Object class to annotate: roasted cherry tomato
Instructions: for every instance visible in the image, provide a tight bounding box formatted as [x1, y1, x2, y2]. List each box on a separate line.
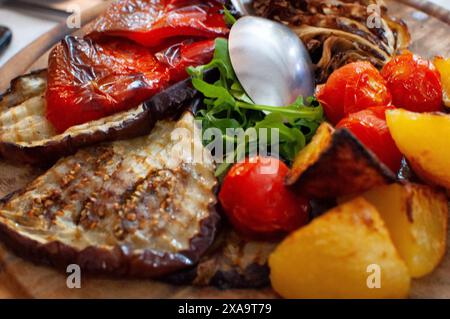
[46, 36, 170, 132]
[89, 0, 229, 48]
[316, 61, 392, 125]
[336, 105, 403, 173]
[381, 52, 443, 113]
[219, 156, 310, 238]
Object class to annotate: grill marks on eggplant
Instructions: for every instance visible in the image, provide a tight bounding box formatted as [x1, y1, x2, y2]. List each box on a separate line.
[0, 112, 219, 277]
[0, 94, 55, 144]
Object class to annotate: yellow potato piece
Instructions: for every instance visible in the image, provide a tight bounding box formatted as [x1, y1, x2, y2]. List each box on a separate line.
[434, 57, 450, 108]
[386, 109, 450, 190]
[362, 183, 448, 278]
[269, 198, 410, 299]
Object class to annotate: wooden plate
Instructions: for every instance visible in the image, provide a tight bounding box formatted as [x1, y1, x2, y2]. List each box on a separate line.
[0, 0, 449, 298]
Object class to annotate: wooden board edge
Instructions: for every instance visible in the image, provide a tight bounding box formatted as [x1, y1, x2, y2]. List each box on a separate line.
[396, 0, 450, 24]
[0, 1, 110, 92]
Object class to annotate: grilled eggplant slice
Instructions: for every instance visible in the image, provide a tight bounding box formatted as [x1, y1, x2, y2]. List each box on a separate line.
[0, 71, 205, 165]
[0, 112, 219, 277]
[286, 122, 396, 199]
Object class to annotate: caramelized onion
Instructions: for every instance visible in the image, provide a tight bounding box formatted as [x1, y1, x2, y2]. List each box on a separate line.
[253, 0, 411, 83]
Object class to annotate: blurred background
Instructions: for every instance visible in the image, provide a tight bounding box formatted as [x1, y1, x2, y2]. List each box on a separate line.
[0, 0, 107, 66]
[0, 0, 449, 67]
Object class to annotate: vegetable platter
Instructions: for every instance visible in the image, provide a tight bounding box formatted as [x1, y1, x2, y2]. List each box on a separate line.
[0, 0, 449, 298]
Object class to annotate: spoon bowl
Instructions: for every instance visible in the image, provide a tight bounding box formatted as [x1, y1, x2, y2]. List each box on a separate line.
[228, 16, 315, 107]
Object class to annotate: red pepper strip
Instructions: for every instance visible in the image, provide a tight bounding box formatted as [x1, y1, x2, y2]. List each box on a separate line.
[88, 0, 229, 48]
[46, 36, 170, 133]
[156, 39, 215, 83]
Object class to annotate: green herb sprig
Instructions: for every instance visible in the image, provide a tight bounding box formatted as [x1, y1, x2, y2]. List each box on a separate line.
[188, 38, 323, 178]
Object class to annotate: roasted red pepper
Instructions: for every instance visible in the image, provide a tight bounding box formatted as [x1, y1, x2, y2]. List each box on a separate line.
[156, 39, 215, 83]
[89, 0, 229, 48]
[46, 37, 170, 132]
[46, 36, 216, 132]
[46, 0, 227, 132]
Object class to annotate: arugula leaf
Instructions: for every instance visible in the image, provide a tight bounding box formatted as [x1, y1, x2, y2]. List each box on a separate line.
[223, 7, 237, 26]
[191, 78, 235, 106]
[190, 38, 324, 178]
[188, 38, 236, 84]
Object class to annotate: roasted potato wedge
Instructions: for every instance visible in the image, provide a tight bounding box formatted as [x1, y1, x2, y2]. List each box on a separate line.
[286, 122, 396, 199]
[269, 198, 411, 299]
[434, 57, 450, 108]
[362, 183, 448, 278]
[386, 109, 450, 191]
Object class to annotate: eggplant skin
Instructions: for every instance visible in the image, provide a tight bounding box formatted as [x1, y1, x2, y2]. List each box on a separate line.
[0, 112, 220, 278]
[0, 206, 219, 278]
[0, 71, 214, 166]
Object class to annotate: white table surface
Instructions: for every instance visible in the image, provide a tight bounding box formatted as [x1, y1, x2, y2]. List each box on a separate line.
[0, 8, 59, 66]
[432, 0, 450, 10]
[0, 0, 449, 67]
[0, 0, 105, 67]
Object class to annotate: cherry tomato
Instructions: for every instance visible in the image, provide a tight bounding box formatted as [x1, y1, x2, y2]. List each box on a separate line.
[219, 156, 310, 238]
[381, 52, 443, 113]
[316, 61, 392, 125]
[336, 105, 403, 173]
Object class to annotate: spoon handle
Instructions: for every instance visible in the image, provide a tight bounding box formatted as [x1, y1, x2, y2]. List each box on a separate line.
[0, 26, 12, 56]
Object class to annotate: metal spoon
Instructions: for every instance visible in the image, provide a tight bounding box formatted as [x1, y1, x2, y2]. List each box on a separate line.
[228, 16, 315, 107]
[230, 0, 255, 16]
